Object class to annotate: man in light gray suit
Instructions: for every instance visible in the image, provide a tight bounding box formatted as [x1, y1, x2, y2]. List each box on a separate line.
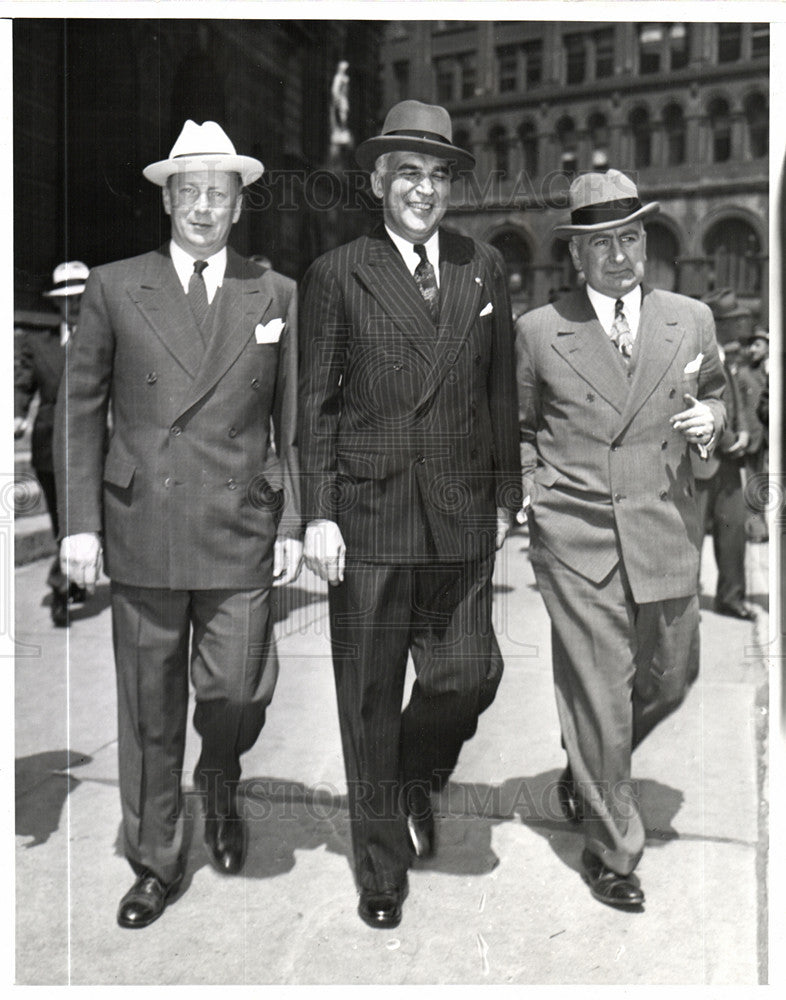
[55, 120, 302, 928]
[515, 170, 726, 909]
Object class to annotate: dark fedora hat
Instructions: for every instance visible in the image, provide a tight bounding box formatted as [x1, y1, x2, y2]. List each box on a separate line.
[356, 100, 475, 173]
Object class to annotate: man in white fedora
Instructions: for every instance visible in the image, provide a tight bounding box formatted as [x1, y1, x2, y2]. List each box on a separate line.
[55, 120, 302, 927]
[15, 261, 90, 625]
[515, 169, 726, 908]
[299, 100, 521, 929]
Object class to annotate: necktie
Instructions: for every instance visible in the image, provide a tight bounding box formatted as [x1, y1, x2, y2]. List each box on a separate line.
[610, 298, 634, 360]
[188, 259, 209, 331]
[413, 243, 439, 323]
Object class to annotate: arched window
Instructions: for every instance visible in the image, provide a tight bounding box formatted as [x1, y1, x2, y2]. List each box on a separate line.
[663, 103, 686, 166]
[453, 128, 472, 158]
[744, 92, 768, 159]
[556, 115, 577, 175]
[550, 239, 579, 296]
[644, 221, 680, 291]
[490, 230, 534, 312]
[708, 98, 731, 163]
[587, 111, 609, 166]
[704, 218, 762, 295]
[488, 125, 509, 179]
[629, 106, 651, 168]
[518, 119, 538, 176]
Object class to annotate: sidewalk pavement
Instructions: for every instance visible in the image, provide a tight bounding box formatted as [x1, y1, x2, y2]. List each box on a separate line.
[12, 527, 770, 986]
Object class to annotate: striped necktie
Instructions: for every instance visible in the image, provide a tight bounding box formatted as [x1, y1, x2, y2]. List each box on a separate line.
[610, 298, 634, 360]
[188, 259, 209, 331]
[413, 243, 439, 323]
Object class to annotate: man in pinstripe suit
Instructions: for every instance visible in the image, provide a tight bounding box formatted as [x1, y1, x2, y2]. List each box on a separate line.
[299, 101, 521, 929]
[516, 170, 726, 910]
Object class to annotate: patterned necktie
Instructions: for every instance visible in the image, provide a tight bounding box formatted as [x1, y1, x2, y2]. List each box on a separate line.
[610, 298, 634, 360]
[413, 243, 439, 323]
[188, 259, 209, 330]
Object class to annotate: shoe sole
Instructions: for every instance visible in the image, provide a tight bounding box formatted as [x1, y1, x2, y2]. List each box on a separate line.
[583, 875, 645, 910]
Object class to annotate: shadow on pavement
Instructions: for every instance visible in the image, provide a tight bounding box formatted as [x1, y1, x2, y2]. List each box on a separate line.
[42, 583, 112, 623]
[16, 749, 94, 847]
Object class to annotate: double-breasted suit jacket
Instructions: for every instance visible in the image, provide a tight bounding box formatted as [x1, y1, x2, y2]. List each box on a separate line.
[516, 286, 726, 603]
[55, 245, 300, 588]
[299, 225, 521, 563]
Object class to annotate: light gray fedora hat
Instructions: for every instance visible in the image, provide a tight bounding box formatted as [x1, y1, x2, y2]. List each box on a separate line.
[553, 169, 659, 239]
[356, 100, 475, 173]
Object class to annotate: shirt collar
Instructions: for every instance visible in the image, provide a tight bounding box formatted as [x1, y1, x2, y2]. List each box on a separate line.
[169, 241, 227, 302]
[385, 226, 441, 287]
[586, 283, 643, 337]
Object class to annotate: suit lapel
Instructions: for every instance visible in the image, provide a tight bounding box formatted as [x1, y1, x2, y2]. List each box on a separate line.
[427, 229, 483, 392]
[126, 247, 205, 378]
[352, 228, 435, 364]
[616, 288, 684, 431]
[550, 289, 630, 413]
[176, 248, 273, 417]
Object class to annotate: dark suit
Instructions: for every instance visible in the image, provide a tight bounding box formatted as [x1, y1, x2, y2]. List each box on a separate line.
[516, 286, 726, 874]
[55, 245, 299, 882]
[299, 225, 521, 891]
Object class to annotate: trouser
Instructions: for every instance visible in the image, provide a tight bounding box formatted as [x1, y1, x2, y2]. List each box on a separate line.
[110, 582, 279, 884]
[695, 461, 747, 607]
[530, 543, 699, 876]
[328, 553, 503, 892]
[35, 468, 68, 596]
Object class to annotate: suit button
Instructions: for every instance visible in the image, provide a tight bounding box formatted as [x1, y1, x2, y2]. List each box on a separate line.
[661, 440, 668, 449]
[251, 378, 260, 390]
[146, 372, 157, 385]
[171, 425, 182, 436]
[611, 443, 619, 451]
[392, 362, 402, 371]
[227, 479, 237, 490]
[417, 455, 425, 465]
[228, 427, 238, 438]
[669, 388, 676, 398]
[614, 493, 625, 502]
[586, 392, 595, 403]
[659, 490, 668, 500]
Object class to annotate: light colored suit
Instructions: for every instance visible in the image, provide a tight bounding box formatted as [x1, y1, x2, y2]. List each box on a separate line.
[516, 285, 726, 873]
[55, 245, 299, 882]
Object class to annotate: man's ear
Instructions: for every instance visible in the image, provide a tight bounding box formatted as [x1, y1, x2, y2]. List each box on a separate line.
[370, 170, 384, 200]
[568, 238, 582, 272]
[161, 184, 172, 217]
[232, 191, 244, 224]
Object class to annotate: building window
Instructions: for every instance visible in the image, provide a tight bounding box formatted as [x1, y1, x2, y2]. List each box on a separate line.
[663, 103, 686, 165]
[708, 97, 731, 162]
[751, 23, 769, 59]
[638, 23, 662, 74]
[718, 23, 742, 63]
[704, 218, 762, 295]
[588, 111, 609, 167]
[564, 33, 586, 85]
[518, 120, 538, 176]
[594, 28, 615, 79]
[393, 60, 410, 102]
[630, 106, 652, 167]
[556, 115, 577, 175]
[497, 45, 518, 93]
[489, 124, 509, 178]
[523, 40, 543, 87]
[669, 23, 690, 69]
[453, 127, 472, 160]
[645, 221, 680, 291]
[434, 56, 454, 104]
[744, 92, 768, 158]
[458, 53, 477, 100]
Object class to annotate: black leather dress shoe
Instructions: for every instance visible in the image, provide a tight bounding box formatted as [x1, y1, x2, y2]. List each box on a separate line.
[69, 583, 87, 604]
[117, 871, 182, 928]
[51, 590, 69, 628]
[581, 850, 644, 910]
[556, 766, 583, 824]
[715, 601, 756, 621]
[406, 785, 435, 859]
[204, 815, 246, 874]
[358, 885, 406, 929]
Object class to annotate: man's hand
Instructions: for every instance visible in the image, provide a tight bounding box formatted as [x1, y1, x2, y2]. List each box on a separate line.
[60, 533, 103, 594]
[273, 536, 303, 587]
[724, 430, 750, 457]
[13, 416, 28, 439]
[670, 393, 716, 455]
[495, 507, 512, 549]
[303, 519, 346, 586]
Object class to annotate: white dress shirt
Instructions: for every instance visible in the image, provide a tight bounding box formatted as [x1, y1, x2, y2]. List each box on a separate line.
[169, 241, 227, 304]
[586, 283, 642, 341]
[385, 226, 440, 288]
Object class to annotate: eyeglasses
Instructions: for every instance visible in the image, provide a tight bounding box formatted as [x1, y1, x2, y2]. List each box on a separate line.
[174, 185, 232, 208]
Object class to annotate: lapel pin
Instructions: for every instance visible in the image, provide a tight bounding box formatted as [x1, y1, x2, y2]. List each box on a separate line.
[474, 276, 482, 285]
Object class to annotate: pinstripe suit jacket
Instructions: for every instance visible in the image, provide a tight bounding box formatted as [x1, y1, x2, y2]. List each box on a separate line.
[515, 286, 726, 603]
[299, 225, 521, 564]
[54, 245, 300, 589]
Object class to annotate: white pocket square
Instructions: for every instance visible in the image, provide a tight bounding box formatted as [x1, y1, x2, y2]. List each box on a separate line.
[255, 318, 284, 344]
[683, 353, 703, 374]
[479, 302, 494, 317]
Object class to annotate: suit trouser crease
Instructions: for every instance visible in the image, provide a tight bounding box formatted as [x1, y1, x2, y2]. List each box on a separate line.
[111, 583, 279, 883]
[329, 555, 502, 892]
[530, 538, 699, 875]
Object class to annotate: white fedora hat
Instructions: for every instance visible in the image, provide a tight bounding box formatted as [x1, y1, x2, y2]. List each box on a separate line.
[44, 261, 90, 297]
[553, 169, 659, 239]
[143, 120, 264, 187]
